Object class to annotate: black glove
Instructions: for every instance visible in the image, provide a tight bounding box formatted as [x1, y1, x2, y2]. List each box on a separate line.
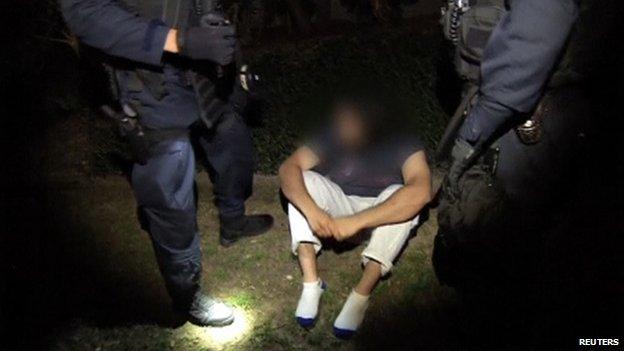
[177, 22, 236, 65]
[447, 138, 478, 197]
[457, 95, 513, 146]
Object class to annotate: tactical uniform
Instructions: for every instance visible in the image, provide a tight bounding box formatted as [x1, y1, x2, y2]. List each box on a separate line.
[61, 0, 272, 320]
[433, 0, 609, 286]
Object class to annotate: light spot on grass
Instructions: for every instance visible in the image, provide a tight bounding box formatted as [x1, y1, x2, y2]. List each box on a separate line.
[182, 308, 254, 348]
[227, 291, 256, 310]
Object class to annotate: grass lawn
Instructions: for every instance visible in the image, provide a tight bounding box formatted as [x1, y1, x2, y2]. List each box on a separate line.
[39, 173, 460, 351]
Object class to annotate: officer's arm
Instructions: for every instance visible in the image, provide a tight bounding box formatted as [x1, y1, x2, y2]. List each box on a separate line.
[459, 0, 580, 146]
[342, 151, 431, 231]
[60, 0, 178, 66]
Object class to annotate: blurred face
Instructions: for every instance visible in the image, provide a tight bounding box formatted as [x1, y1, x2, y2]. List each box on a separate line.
[332, 104, 368, 149]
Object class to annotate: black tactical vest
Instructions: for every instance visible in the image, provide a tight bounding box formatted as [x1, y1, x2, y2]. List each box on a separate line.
[441, 0, 613, 87]
[110, 0, 233, 128]
[441, 0, 507, 83]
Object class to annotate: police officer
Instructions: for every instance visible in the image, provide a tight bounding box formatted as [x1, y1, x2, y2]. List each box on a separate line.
[61, 0, 273, 325]
[433, 0, 603, 287]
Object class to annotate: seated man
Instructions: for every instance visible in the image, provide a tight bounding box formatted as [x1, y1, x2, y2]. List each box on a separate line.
[279, 97, 432, 338]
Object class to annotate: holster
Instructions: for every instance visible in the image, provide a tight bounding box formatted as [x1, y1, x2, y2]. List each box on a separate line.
[100, 106, 189, 165]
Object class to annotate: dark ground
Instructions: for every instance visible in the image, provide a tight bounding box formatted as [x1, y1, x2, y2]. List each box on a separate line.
[1, 140, 621, 350]
[2, 92, 621, 350]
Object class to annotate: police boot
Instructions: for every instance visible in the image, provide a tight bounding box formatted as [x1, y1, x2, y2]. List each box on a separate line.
[179, 292, 235, 327]
[220, 214, 274, 247]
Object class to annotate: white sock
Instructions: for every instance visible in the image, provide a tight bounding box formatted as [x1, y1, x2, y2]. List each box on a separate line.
[334, 290, 370, 332]
[295, 279, 325, 321]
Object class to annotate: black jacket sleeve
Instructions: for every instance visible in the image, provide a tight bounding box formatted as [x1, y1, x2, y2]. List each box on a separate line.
[60, 0, 171, 66]
[458, 0, 579, 145]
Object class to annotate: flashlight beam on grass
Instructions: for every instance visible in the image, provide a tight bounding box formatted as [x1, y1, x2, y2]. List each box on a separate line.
[184, 308, 254, 347]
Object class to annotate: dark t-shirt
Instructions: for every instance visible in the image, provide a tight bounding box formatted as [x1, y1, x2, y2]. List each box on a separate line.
[308, 132, 424, 197]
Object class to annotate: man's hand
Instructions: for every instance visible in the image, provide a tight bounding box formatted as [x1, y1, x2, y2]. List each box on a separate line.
[306, 208, 336, 238]
[332, 216, 362, 241]
[176, 23, 236, 65]
[326, 151, 431, 236]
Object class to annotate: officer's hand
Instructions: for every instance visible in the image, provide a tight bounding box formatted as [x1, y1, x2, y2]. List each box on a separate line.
[306, 208, 336, 238]
[447, 138, 476, 196]
[178, 24, 237, 65]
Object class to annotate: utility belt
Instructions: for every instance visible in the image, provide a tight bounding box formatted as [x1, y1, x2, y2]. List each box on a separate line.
[100, 59, 260, 165]
[100, 65, 260, 166]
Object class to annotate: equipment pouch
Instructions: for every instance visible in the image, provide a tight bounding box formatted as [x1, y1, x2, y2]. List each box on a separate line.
[441, 0, 506, 81]
[125, 125, 152, 165]
[100, 105, 151, 165]
[434, 148, 506, 285]
[438, 145, 504, 243]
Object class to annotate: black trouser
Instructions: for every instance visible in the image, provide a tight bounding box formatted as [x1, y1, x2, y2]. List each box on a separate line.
[132, 112, 255, 305]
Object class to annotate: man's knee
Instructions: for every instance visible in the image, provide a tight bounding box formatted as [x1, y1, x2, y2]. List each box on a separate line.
[302, 170, 324, 187]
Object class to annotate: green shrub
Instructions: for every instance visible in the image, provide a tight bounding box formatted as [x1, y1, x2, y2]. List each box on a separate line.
[58, 26, 451, 175]
[248, 28, 449, 173]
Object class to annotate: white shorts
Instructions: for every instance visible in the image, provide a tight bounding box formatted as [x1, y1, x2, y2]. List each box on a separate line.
[288, 171, 419, 276]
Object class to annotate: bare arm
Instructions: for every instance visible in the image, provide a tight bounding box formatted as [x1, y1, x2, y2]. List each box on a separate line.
[279, 146, 336, 237]
[279, 146, 321, 215]
[333, 151, 432, 240]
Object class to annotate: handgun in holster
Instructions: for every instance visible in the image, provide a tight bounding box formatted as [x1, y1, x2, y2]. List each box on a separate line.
[99, 105, 152, 165]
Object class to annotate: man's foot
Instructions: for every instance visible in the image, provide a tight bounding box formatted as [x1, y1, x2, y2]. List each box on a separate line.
[295, 279, 327, 328]
[220, 214, 274, 247]
[186, 293, 235, 326]
[333, 290, 370, 339]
